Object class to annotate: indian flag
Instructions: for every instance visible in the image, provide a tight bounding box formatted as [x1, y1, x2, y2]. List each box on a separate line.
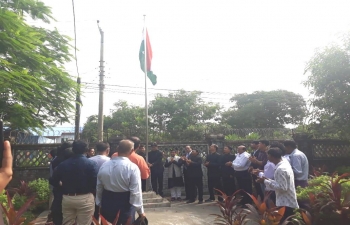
[139, 29, 157, 85]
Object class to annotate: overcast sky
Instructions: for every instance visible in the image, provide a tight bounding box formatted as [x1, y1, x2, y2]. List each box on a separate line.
[33, 0, 350, 129]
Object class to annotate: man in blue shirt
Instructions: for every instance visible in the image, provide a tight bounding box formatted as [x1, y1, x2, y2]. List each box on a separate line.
[50, 140, 98, 225]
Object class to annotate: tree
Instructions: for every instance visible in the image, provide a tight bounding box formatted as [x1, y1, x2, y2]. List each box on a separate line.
[304, 36, 350, 138]
[221, 90, 306, 128]
[0, 0, 77, 131]
[149, 90, 221, 140]
[81, 101, 146, 143]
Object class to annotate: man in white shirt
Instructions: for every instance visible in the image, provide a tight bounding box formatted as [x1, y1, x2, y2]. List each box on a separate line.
[89, 142, 110, 221]
[284, 140, 309, 188]
[226, 145, 252, 205]
[258, 147, 299, 223]
[96, 140, 146, 224]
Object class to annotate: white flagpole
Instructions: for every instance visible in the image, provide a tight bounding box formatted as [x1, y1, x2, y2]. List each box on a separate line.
[143, 15, 149, 161]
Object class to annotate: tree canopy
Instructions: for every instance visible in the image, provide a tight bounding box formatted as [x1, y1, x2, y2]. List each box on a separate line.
[304, 36, 350, 138]
[0, 0, 77, 131]
[221, 90, 307, 128]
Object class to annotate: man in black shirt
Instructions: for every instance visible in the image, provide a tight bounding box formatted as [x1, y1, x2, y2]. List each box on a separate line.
[137, 144, 146, 160]
[249, 140, 264, 201]
[185, 149, 203, 204]
[205, 144, 222, 202]
[148, 142, 164, 196]
[220, 146, 236, 197]
[50, 140, 98, 225]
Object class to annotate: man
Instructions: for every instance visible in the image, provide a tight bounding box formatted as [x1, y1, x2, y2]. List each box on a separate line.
[97, 140, 146, 224]
[226, 145, 252, 205]
[49, 143, 72, 225]
[257, 147, 299, 223]
[89, 142, 110, 220]
[148, 142, 164, 196]
[87, 148, 95, 158]
[50, 140, 98, 225]
[0, 141, 13, 193]
[220, 146, 236, 197]
[137, 144, 146, 160]
[205, 144, 222, 202]
[113, 137, 150, 193]
[185, 149, 203, 204]
[249, 141, 263, 201]
[284, 140, 309, 188]
[249, 140, 269, 200]
[182, 145, 193, 200]
[164, 149, 184, 201]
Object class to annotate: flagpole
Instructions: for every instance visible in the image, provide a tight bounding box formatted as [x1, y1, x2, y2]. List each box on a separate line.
[144, 15, 149, 162]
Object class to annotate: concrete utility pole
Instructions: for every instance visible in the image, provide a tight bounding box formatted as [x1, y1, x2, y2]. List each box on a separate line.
[97, 20, 104, 142]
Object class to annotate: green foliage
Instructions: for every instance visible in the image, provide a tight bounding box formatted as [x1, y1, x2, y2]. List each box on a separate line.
[304, 35, 350, 139]
[221, 90, 306, 129]
[28, 178, 50, 202]
[225, 132, 261, 141]
[0, 0, 78, 131]
[335, 166, 350, 175]
[296, 175, 330, 200]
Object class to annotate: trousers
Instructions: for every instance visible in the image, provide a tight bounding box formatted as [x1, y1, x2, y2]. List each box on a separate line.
[100, 190, 132, 225]
[208, 176, 222, 200]
[170, 187, 182, 198]
[188, 177, 203, 201]
[235, 170, 253, 205]
[222, 176, 236, 196]
[151, 172, 163, 196]
[62, 193, 94, 225]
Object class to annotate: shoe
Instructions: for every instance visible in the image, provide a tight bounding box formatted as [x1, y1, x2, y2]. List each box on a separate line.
[186, 200, 195, 203]
[198, 200, 203, 204]
[177, 197, 182, 201]
[205, 199, 214, 203]
[171, 197, 176, 201]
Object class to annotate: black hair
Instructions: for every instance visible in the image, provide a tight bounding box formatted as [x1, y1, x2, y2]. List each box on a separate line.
[193, 149, 200, 154]
[252, 141, 259, 145]
[259, 140, 270, 146]
[267, 147, 283, 159]
[96, 142, 110, 152]
[225, 146, 233, 151]
[49, 149, 57, 158]
[211, 144, 218, 151]
[57, 142, 72, 157]
[63, 148, 74, 160]
[270, 141, 286, 155]
[284, 140, 297, 149]
[127, 136, 141, 149]
[72, 140, 88, 154]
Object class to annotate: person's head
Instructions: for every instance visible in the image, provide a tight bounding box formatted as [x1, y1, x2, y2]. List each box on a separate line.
[139, 144, 145, 153]
[209, 144, 218, 154]
[72, 140, 88, 155]
[191, 149, 199, 156]
[284, 140, 297, 154]
[57, 142, 72, 157]
[170, 149, 176, 157]
[270, 141, 286, 155]
[48, 149, 57, 159]
[259, 140, 270, 151]
[267, 147, 283, 164]
[237, 145, 246, 154]
[95, 142, 110, 156]
[62, 148, 74, 160]
[87, 148, 95, 157]
[223, 146, 232, 154]
[117, 140, 134, 156]
[185, 146, 192, 153]
[151, 142, 158, 151]
[127, 136, 141, 151]
[250, 141, 259, 150]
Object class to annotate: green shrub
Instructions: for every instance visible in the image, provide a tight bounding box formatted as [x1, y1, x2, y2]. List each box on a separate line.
[296, 175, 350, 201]
[335, 166, 350, 175]
[28, 178, 50, 201]
[12, 193, 28, 210]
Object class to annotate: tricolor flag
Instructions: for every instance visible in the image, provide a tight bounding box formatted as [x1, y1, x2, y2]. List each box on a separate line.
[139, 29, 157, 85]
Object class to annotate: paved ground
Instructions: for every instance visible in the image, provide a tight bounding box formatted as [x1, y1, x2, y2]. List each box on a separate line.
[145, 199, 218, 225]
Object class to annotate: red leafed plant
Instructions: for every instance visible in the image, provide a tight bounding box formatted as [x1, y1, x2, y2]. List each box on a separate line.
[307, 172, 350, 225]
[311, 165, 327, 177]
[0, 191, 36, 225]
[91, 211, 132, 225]
[210, 189, 246, 225]
[8, 181, 33, 197]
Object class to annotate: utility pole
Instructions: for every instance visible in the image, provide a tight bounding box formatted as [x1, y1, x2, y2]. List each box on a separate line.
[97, 20, 104, 142]
[74, 77, 81, 140]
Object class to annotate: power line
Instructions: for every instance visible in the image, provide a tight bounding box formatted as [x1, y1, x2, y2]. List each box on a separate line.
[71, 0, 80, 78]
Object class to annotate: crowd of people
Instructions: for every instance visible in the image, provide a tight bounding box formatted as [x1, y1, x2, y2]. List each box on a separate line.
[43, 138, 309, 224]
